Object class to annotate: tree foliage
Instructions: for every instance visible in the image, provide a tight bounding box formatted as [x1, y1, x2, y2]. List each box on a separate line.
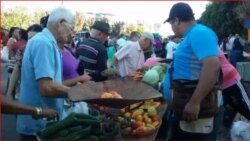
[136, 24, 144, 34]
[2, 7, 30, 29]
[74, 11, 85, 32]
[81, 17, 95, 31]
[200, 2, 248, 41]
[2, 7, 46, 30]
[124, 24, 136, 35]
[110, 22, 124, 36]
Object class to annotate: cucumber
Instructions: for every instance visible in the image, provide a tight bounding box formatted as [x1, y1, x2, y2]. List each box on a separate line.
[52, 129, 69, 139]
[68, 125, 83, 133]
[63, 125, 92, 140]
[46, 121, 58, 127]
[75, 118, 101, 126]
[74, 113, 98, 120]
[38, 113, 77, 139]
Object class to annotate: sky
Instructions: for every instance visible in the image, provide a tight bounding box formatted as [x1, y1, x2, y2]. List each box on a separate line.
[1, 1, 210, 36]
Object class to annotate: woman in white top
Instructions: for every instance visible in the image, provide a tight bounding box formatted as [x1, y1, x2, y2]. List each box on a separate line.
[165, 35, 180, 59]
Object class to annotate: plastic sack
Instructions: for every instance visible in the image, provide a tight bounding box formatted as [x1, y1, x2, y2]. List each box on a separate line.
[62, 101, 89, 119]
[231, 121, 250, 141]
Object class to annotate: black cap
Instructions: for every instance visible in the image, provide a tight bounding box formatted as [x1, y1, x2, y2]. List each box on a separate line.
[91, 21, 110, 35]
[164, 2, 194, 23]
[40, 15, 49, 28]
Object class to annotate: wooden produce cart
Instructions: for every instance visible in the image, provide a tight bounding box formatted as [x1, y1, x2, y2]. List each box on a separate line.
[67, 78, 168, 140]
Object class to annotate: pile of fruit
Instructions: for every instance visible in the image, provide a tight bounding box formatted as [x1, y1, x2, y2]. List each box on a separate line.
[100, 91, 123, 99]
[37, 98, 162, 140]
[119, 99, 161, 136]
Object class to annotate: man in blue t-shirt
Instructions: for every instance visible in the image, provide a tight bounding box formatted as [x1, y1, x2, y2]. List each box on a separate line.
[16, 7, 75, 140]
[163, 2, 220, 140]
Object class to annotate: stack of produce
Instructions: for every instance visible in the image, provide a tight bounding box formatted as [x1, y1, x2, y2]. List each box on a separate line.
[37, 111, 121, 141]
[128, 64, 166, 90]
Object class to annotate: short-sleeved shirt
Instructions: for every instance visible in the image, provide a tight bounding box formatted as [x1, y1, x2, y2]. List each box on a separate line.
[163, 24, 219, 100]
[219, 49, 241, 90]
[76, 38, 108, 82]
[115, 41, 145, 77]
[62, 47, 79, 80]
[16, 28, 64, 135]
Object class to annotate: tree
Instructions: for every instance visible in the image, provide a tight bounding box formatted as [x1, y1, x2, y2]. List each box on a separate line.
[136, 24, 144, 34]
[82, 17, 95, 31]
[32, 10, 46, 25]
[234, 2, 250, 20]
[2, 7, 30, 29]
[110, 22, 124, 36]
[75, 11, 85, 32]
[200, 2, 247, 41]
[124, 24, 136, 35]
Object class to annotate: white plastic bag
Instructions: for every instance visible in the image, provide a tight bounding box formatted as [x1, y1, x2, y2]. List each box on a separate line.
[1, 46, 9, 62]
[62, 101, 89, 119]
[231, 121, 250, 141]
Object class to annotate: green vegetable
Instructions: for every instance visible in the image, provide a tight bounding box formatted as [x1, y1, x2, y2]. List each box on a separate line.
[63, 125, 92, 140]
[142, 69, 160, 87]
[75, 113, 99, 120]
[45, 121, 58, 127]
[75, 118, 101, 126]
[152, 64, 165, 80]
[52, 129, 69, 139]
[37, 113, 77, 139]
[68, 126, 83, 133]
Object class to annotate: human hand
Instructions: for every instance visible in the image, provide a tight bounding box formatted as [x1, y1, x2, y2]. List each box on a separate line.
[32, 108, 58, 121]
[102, 68, 118, 77]
[182, 101, 200, 122]
[78, 73, 92, 82]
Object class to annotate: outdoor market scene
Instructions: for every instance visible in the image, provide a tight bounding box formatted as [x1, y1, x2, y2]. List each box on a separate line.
[1, 1, 250, 141]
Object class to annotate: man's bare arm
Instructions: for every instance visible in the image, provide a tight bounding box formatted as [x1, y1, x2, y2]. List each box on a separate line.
[38, 78, 70, 98]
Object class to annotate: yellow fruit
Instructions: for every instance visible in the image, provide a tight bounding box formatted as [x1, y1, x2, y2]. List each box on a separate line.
[135, 115, 143, 121]
[146, 123, 156, 130]
[132, 111, 139, 119]
[152, 121, 160, 127]
[124, 112, 131, 118]
[135, 109, 144, 115]
[117, 116, 124, 122]
[101, 92, 114, 98]
[145, 117, 152, 124]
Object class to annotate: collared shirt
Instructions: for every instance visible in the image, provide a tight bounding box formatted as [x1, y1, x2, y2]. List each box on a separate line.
[17, 28, 63, 135]
[115, 41, 145, 77]
[76, 37, 108, 82]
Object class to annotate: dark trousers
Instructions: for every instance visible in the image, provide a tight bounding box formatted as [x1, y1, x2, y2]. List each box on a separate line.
[222, 81, 250, 128]
[20, 134, 37, 141]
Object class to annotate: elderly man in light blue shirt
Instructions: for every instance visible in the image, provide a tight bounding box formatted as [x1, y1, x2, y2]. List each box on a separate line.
[16, 7, 75, 140]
